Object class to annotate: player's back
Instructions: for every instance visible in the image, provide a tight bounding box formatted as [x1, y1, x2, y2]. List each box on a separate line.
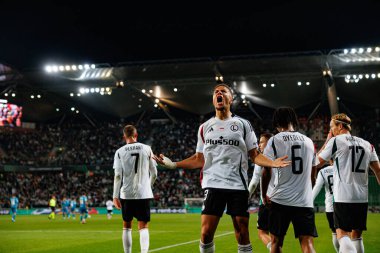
[318, 166, 334, 212]
[116, 142, 155, 199]
[79, 196, 87, 208]
[10, 197, 18, 208]
[265, 131, 316, 207]
[331, 134, 376, 202]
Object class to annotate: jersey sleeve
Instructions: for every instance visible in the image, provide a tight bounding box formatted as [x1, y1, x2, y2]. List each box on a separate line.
[148, 146, 158, 186]
[244, 119, 258, 151]
[319, 137, 336, 162]
[369, 144, 379, 162]
[196, 124, 205, 153]
[113, 149, 122, 177]
[312, 170, 324, 201]
[263, 137, 275, 160]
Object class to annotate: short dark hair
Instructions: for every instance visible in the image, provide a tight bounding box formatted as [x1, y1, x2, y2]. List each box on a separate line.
[260, 132, 273, 140]
[123, 125, 137, 138]
[272, 107, 299, 130]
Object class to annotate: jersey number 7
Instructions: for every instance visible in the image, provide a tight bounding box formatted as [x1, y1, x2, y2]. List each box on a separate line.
[131, 153, 140, 173]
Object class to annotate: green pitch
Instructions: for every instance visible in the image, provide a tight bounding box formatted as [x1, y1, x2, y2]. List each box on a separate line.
[1, 213, 379, 252]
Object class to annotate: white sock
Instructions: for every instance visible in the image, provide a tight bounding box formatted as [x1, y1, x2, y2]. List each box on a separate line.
[139, 228, 150, 253]
[199, 240, 215, 253]
[338, 236, 356, 253]
[266, 241, 272, 251]
[122, 228, 132, 253]
[238, 243, 253, 253]
[352, 238, 364, 253]
[332, 233, 340, 253]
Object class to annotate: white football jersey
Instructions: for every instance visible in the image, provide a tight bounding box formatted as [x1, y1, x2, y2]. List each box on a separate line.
[251, 164, 275, 204]
[264, 131, 317, 208]
[319, 134, 379, 203]
[196, 115, 258, 190]
[113, 142, 157, 199]
[312, 166, 334, 212]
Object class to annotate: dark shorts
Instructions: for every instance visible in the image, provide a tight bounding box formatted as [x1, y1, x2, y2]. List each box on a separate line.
[50, 206, 55, 212]
[107, 210, 112, 214]
[334, 202, 368, 231]
[79, 207, 87, 214]
[326, 212, 336, 232]
[120, 199, 151, 222]
[257, 204, 270, 231]
[201, 188, 249, 218]
[269, 201, 318, 238]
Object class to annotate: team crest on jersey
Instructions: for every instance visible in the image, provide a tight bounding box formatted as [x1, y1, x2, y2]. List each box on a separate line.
[230, 123, 239, 132]
[207, 127, 214, 133]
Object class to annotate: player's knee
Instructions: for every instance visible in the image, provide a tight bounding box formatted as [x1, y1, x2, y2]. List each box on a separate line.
[201, 229, 214, 243]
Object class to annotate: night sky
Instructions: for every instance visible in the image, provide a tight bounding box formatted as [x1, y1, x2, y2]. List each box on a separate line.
[1, 0, 379, 69]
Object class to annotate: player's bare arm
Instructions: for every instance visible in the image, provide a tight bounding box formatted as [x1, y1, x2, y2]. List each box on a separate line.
[248, 148, 290, 168]
[153, 152, 204, 170]
[261, 167, 271, 206]
[370, 161, 380, 184]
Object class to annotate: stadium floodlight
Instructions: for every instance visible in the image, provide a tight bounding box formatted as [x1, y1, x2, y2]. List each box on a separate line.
[142, 89, 146, 93]
[297, 81, 302, 86]
[367, 47, 372, 53]
[70, 93, 74, 97]
[71, 107, 75, 111]
[371, 74, 376, 79]
[138, 104, 141, 108]
[77, 93, 81, 97]
[350, 48, 357, 54]
[262, 83, 267, 87]
[149, 90, 153, 93]
[365, 74, 370, 79]
[78, 65, 83, 70]
[155, 98, 159, 103]
[154, 104, 158, 108]
[79, 88, 85, 94]
[85, 88, 90, 93]
[337, 97, 340, 100]
[100, 88, 105, 92]
[241, 95, 246, 99]
[91, 64, 95, 69]
[72, 65, 77, 71]
[76, 110, 79, 113]
[271, 83, 275, 87]
[45, 65, 52, 73]
[30, 95, 34, 99]
[37, 94, 41, 98]
[84, 64, 90, 69]
[358, 48, 364, 54]
[95, 88, 100, 93]
[4, 93, 8, 97]
[343, 49, 348, 54]
[65, 65, 71, 71]
[359, 74, 363, 79]
[173, 88, 178, 92]
[90, 88, 95, 93]
[105, 87, 110, 92]
[11, 93, 16, 97]
[52, 66, 59, 72]
[306, 82, 310, 85]
[59, 65, 64, 71]
[56, 108, 60, 112]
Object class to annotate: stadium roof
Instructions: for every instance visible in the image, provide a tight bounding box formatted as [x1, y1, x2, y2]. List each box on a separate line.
[1, 1, 380, 121]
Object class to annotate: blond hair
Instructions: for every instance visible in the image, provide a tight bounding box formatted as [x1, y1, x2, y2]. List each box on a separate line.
[331, 113, 351, 131]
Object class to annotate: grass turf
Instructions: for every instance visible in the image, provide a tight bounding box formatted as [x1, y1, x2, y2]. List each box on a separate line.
[1, 213, 379, 252]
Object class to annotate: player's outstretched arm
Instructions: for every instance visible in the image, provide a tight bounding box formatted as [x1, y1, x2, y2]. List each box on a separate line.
[153, 152, 204, 170]
[248, 166, 261, 198]
[249, 148, 290, 168]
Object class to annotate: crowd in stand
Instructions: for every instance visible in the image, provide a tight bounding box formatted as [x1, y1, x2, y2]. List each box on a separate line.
[0, 110, 379, 209]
